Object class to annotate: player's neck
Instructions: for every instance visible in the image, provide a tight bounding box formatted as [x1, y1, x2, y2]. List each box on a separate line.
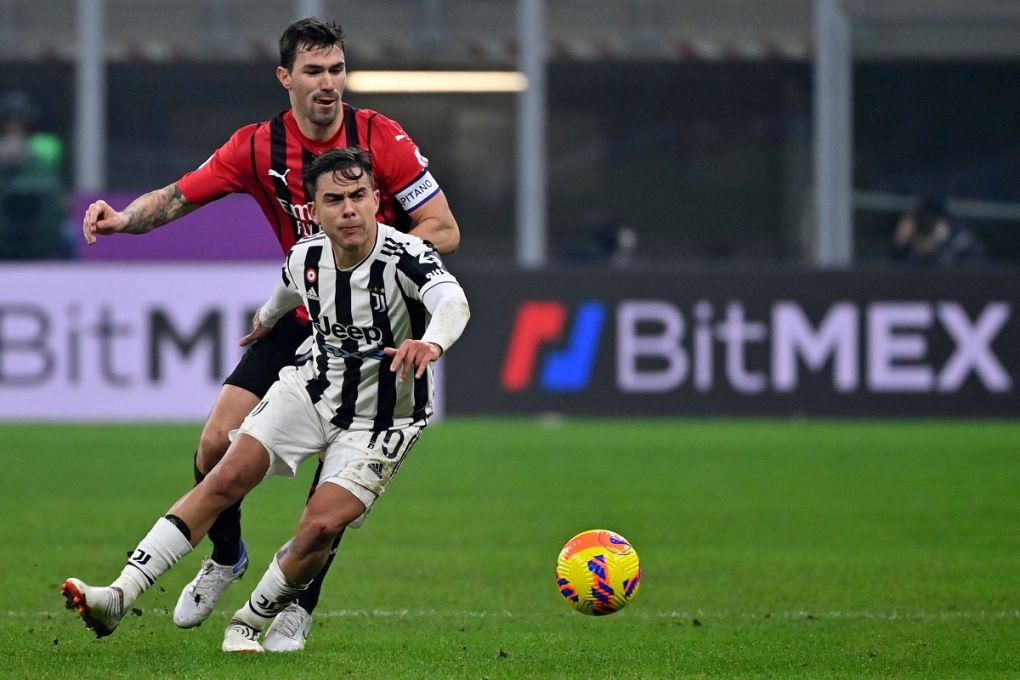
[332, 230, 377, 270]
[291, 111, 343, 142]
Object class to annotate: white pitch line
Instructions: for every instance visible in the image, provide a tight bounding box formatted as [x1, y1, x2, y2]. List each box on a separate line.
[13, 609, 1020, 621]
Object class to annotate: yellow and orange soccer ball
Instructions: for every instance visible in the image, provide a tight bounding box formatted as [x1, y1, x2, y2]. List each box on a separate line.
[555, 529, 641, 616]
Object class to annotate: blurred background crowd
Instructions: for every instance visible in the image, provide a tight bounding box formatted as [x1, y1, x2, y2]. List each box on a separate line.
[0, 0, 1017, 269]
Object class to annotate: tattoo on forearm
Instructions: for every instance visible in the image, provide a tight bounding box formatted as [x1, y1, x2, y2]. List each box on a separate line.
[122, 183, 198, 234]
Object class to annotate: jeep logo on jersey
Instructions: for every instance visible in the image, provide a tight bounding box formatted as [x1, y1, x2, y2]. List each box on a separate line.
[313, 315, 383, 343]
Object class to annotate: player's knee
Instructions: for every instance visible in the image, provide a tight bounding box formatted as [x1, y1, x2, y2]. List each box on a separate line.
[196, 423, 231, 471]
[294, 515, 345, 553]
[200, 461, 251, 503]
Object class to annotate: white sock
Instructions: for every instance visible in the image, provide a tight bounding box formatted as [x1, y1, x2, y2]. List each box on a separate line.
[111, 517, 193, 606]
[231, 555, 311, 631]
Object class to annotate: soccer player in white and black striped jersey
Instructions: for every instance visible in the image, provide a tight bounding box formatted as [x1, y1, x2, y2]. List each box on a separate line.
[61, 147, 470, 653]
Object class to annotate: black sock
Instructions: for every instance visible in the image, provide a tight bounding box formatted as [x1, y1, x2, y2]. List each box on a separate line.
[296, 529, 344, 614]
[208, 500, 243, 565]
[194, 451, 243, 566]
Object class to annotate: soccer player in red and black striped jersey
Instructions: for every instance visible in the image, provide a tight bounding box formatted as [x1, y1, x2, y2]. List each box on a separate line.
[79, 18, 459, 651]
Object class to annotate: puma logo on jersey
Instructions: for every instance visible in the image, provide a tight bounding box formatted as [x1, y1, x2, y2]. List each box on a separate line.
[268, 168, 291, 186]
[395, 134, 407, 141]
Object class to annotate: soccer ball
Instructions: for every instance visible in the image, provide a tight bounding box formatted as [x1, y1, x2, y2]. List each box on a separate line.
[555, 529, 641, 616]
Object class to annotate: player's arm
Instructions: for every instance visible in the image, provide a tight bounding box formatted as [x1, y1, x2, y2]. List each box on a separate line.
[84, 125, 255, 246]
[371, 114, 461, 254]
[407, 192, 460, 255]
[385, 282, 470, 383]
[82, 183, 199, 245]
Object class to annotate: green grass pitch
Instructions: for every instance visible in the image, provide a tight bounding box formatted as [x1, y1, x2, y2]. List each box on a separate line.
[0, 419, 1016, 678]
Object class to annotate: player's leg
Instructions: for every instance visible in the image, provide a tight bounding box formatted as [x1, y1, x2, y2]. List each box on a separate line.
[224, 483, 365, 653]
[194, 384, 261, 564]
[262, 461, 345, 651]
[173, 386, 261, 628]
[261, 425, 425, 652]
[175, 311, 311, 627]
[281, 483, 366, 582]
[62, 434, 272, 638]
[167, 433, 273, 539]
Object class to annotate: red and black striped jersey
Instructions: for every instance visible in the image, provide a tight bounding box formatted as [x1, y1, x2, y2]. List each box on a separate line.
[177, 104, 442, 256]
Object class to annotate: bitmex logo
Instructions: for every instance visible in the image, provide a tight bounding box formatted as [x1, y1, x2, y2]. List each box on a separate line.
[500, 299, 1013, 395]
[501, 301, 606, 392]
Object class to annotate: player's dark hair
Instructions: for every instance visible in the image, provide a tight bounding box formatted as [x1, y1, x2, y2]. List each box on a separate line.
[303, 147, 375, 197]
[279, 18, 346, 70]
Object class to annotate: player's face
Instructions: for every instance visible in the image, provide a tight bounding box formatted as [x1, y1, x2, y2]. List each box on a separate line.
[311, 169, 381, 265]
[278, 44, 346, 131]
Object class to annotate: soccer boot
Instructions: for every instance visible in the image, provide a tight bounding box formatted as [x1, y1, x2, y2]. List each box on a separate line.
[173, 542, 249, 628]
[263, 602, 312, 652]
[222, 619, 263, 653]
[61, 578, 125, 638]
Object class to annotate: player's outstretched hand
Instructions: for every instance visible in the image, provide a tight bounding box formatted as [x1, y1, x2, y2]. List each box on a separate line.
[384, 340, 442, 384]
[240, 309, 273, 347]
[82, 200, 128, 245]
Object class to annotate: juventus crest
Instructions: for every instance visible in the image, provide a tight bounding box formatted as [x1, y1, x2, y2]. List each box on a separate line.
[368, 286, 387, 312]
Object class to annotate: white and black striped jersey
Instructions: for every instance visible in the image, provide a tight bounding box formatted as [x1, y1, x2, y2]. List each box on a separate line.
[278, 224, 462, 431]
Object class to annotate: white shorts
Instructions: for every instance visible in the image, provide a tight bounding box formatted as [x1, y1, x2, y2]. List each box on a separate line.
[232, 367, 426, 528]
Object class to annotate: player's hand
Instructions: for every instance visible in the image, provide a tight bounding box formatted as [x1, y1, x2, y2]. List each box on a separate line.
[82, 200, 129, 245]
[384, 340, 442, 383]
[239, 309, 273, 347]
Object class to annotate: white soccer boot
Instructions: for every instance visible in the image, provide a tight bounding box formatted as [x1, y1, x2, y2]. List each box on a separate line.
[173, 542, 248, 628]
[222, 619, 263, 653]
[61, 578, 125, 638]
[263, 602, 312, 652]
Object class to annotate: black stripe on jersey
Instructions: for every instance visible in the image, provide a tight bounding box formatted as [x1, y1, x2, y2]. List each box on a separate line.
[269, 113, 295, 234]
[396, 279, 430, 421]
[300, 245, 329, 405]
[249, 126, 284, 244]
[368, 259, 397, 430]
[301, 245, 322, 317]
[330, 270, 362, 430]
[300, 145, 318, 217]
[365, 112, 379, 149]
[343, 103, 360, 147]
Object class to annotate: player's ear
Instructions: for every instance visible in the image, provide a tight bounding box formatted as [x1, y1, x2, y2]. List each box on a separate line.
[276, 66, 291, 89]
[308, 200, 318, 223]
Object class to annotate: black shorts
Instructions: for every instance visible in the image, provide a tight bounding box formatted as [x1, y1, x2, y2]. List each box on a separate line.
[223, 309, 313, 398]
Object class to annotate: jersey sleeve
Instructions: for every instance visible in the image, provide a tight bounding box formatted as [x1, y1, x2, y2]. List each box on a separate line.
[258, 248, 304, 327]
[367, 113, 442, 214]
[394, 234, 460, 301]
[177, 123, 258, 206]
